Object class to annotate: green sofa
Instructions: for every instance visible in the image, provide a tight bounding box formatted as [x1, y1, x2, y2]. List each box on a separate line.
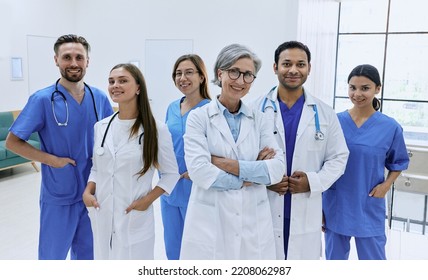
[0, 111, 40, 172]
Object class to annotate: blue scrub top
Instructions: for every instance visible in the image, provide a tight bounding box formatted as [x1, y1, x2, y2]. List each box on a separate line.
[323, 111, 409, 237]
[161, 97, 210, 207]
[9, 82, 113, 205]
[279, 94, 305, 219]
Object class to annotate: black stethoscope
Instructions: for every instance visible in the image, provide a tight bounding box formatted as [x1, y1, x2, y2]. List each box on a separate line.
[51, 78, 99, 126]
[95, 111, 144, 156]
[261, 93, 324, 141]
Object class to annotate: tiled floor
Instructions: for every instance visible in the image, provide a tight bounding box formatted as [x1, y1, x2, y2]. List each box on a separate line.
[0, 163, 166, 260]
[1, 163, 428, 260]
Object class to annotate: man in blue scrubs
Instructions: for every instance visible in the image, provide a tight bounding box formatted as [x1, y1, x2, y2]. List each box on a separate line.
[6, 34, 113, 259]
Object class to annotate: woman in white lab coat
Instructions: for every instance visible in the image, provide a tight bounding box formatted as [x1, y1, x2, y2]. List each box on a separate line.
[180, 44, 285, 260]
[83, 63, 179, 260]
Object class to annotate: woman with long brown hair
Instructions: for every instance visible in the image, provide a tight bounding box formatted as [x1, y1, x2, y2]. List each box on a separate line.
[83, 63, 179, 259]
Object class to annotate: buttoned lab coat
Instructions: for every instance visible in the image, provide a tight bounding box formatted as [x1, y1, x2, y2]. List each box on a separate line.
[180, 100, 285, 260]
[254, 87, 349, 260]
[87, 116, 179, 259]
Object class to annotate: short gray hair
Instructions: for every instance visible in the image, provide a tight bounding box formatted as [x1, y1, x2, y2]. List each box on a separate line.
[212, 44, 262, 87]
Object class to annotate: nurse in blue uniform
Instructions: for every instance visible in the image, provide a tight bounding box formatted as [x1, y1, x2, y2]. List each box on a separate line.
[323, 64, 409, 260]
[6, 34, 113, 259]
[161, 54, 211, 259]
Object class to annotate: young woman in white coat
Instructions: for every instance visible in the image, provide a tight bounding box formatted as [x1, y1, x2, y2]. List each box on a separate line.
[180, 44, 286, 260]
[253, 41, 349, 259]
[82, 63, 179, 260]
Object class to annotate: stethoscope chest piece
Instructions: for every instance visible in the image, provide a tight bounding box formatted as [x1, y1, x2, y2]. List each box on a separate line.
[315, 131, 325, 141]
[96, 147, 105, 156]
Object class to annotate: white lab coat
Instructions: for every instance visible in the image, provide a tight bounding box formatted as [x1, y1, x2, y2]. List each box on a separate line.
[253, 87, 349, 260]
[87, 116, 179, 260]
[180, 100, 285, 260]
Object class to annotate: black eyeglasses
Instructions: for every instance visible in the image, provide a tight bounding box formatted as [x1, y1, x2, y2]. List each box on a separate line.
[224, 68, 256, 84]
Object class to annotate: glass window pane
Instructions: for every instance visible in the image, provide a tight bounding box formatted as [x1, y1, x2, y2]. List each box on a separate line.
[334, 97, 352, 112]
[389, 0, 428, 32]
[391, 191, 426, 234]
[381, 100, 428, 145]
[339, 0, 388, 33]
[335, 35, 385, 98]
[384, 34, 428, 101]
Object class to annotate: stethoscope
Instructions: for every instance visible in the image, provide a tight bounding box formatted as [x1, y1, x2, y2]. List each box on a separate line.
[51, 78, 99, 126]
[95, 111, 144, 156]
[261, 91, 324, 141]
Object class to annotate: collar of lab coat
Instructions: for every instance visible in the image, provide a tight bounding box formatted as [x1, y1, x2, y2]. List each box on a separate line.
[264, 85, 318, 144]
[208, 95, 253, 119]
[205, 96, 255, 151]
[265, 86, 316, 107]
[98, 114, 143, 157]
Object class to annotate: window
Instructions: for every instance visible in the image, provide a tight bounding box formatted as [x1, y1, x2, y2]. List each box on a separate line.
[333, 0, 428, 145]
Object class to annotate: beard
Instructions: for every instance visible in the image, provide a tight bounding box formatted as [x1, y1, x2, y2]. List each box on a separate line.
[60, 67, 86, 83]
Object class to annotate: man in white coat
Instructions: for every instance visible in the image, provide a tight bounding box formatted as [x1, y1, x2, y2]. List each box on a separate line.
[180, 44, 285, 260]
[252, 41, 349, 260]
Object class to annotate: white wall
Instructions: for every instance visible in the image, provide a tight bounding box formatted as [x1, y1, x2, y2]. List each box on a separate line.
[0, 0, 76, 112]
[0, 0, 339, 119]
[73, 0, 295, 119]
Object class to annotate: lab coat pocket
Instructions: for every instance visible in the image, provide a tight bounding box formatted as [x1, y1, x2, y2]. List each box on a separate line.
[366, 195, 385, 226]
[306, 124, 328, 152]
[127, 207, 154, 245]
[291, 192, 321, 234]
[184, 201, 216, 245]
[86, 206, 97, 220]
[256, 198, 275, 243]
[48, 164, 78, 196]
[304, 193, 322, 233]
[87, 205, 111, 252]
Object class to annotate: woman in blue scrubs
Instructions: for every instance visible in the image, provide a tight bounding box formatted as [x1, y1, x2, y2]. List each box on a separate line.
[160, 54, 211, 259]
[323, 64, 409, 260]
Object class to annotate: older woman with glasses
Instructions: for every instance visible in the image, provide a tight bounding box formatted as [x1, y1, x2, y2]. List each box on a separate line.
[180, 44, 285, 260]
[160, 54, 211, 260]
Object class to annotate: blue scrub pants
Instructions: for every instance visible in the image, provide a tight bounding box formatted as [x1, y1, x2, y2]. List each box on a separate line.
[160, 199, 187, 260]
[283, 192, 291, 259]
[39, 201, 94, 260]
[324, 228, 386, 260]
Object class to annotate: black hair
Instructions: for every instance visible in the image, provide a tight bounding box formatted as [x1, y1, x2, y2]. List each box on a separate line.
[274, 41, 311, 65]
[348, 64, 382, 111]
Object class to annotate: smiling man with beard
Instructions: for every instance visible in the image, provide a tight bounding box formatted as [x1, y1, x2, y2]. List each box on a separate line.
[6, 34, 113, 260]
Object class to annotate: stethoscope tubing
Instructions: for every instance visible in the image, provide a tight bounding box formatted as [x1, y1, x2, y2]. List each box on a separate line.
[261, 93, 324, 141]
[96, 111, 144, 156]
[51, 78, 99, 126]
